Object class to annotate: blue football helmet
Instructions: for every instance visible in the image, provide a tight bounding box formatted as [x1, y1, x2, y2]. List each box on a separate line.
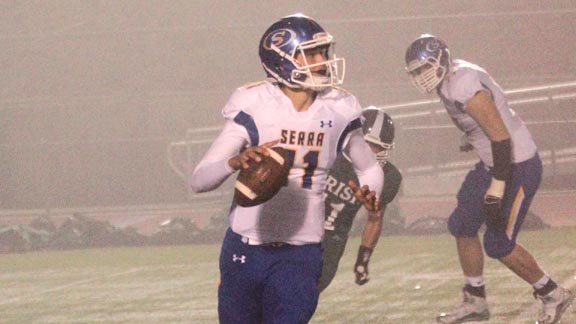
[259, 14, 345, 90]
[405, 34, 451, 93]
[362, 106, 395, 165]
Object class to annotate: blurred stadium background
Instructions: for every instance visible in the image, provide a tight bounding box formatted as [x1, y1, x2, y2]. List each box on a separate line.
[1, 1, 575, 234]
[0, 2, 575, 323]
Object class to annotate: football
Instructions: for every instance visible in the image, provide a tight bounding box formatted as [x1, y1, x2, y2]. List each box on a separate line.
[234, 147, 291, 207]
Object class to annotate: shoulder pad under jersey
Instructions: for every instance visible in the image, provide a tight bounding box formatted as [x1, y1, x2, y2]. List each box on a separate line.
[242, 80, 267, 89]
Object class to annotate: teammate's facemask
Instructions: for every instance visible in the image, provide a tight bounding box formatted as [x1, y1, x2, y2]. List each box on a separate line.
[405, 34, 451, 94]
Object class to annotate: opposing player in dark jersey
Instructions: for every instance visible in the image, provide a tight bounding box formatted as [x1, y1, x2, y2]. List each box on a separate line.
[319, 107, 403, 292]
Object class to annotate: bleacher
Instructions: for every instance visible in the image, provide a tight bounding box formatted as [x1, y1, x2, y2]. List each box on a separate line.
[1, 81, 575, 245]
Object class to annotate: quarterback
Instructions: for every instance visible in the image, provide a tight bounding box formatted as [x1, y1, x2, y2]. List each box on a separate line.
[190, 14, 383, 324]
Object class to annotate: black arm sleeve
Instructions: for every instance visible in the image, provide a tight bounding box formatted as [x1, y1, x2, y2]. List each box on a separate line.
[491, 138, 512, 181]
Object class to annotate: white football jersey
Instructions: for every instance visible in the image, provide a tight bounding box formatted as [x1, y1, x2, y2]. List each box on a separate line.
[438, 60, 537, 166]
[191, 80, 382, 245]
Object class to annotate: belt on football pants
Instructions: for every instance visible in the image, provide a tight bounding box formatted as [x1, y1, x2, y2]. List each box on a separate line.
[260, 242, 288, 248]
[239, 233, 289, 248]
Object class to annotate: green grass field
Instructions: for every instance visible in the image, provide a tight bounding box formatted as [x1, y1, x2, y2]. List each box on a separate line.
[1, 227, 575, 324]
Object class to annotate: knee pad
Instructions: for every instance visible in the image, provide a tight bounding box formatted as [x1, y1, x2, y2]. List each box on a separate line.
[483, 229, 515, 259]
[448, 208, 481, 237]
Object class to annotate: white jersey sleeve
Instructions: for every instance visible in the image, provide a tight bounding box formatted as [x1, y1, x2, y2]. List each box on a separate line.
[189, 86, 254, 193]
[449, 69, 485, 104]
[189, 120, 248, 193]
[345, 128, 384, 197]
[439, 60, 537, 165]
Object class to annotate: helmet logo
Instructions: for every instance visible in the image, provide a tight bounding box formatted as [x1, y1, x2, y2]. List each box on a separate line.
[425, 39, 441, 52]
[263, 28, 297, 50]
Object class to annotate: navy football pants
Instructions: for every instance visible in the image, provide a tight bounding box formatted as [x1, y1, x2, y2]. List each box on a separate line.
[218, 228, 322, 324]
[448, 154, 542, 258]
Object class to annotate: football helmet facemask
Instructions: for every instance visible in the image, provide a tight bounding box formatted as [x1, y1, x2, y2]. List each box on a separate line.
[362, 106, 395, 166]
[405, 34, 451, 94]
[259, 13, 345, 90]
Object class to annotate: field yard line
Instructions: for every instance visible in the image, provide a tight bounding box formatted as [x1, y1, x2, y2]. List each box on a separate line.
[0, 268, 143, 306]
[510, 272, 576, 324]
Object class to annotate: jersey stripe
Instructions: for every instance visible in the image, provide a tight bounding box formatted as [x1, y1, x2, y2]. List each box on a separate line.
[337, 117, 361, 153]
[234, 111, 259, 146]
[506, 186, 525, 240]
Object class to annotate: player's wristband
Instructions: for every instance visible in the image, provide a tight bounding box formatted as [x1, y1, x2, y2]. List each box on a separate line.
[491, 139, 512, 181]
[356, 245, 374, 265]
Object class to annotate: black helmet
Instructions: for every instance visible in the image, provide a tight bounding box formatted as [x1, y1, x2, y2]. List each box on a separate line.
[362, 106, 395, 165]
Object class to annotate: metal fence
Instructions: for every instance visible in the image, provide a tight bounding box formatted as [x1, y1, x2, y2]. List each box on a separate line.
[1, 82, 574, 214]
[382, 81, 576, 196]
[168, 81, 576, 201]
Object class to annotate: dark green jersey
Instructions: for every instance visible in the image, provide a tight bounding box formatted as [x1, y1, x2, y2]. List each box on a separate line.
[323, 154, 402, 236]
[318, 154, 402, 292]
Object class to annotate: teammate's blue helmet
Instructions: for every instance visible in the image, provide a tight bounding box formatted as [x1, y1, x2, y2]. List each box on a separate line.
[405, 34, 451, 93]
[259, 14, 345, 90]
[362, 106, 395, 165]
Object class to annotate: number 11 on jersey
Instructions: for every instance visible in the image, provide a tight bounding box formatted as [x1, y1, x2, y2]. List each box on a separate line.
[284, 149, 320, 189]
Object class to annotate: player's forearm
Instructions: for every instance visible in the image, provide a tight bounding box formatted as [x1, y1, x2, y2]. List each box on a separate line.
[190, 122, 248, 193]
[190, 159, 235, 193]
[361, 209, 383, 249]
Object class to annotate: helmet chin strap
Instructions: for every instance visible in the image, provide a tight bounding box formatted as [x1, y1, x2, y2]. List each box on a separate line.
[291, 63, 340, 90]
[375, 150, 389, 166]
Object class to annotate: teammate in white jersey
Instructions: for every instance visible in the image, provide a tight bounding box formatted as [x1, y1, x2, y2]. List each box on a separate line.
[405, 34, 573, 324]
[190, 14, 383, 324]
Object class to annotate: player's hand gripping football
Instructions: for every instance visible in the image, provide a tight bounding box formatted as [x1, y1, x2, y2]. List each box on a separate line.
[229, 140, 280, 171]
